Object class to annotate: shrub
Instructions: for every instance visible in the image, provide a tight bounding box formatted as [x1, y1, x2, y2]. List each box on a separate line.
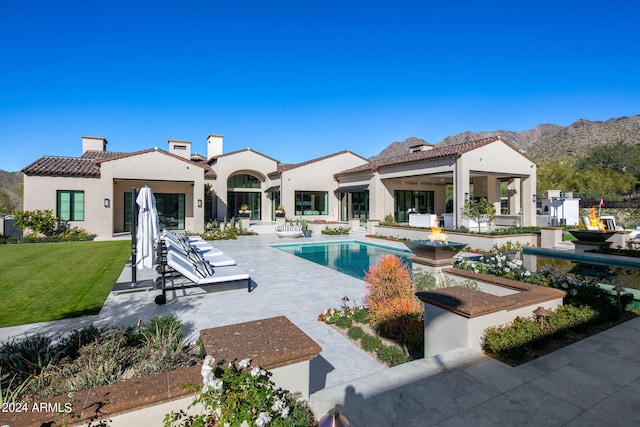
[364, 255, 414, 309]
[377, 345, 411, 367]
[12, 209, 58, 236]
[347, 326, 365, 340]
[412, 270, 438, 291]
[365, 256, 423, 350]
[351, 307, 369, 323]
[165, 356, 316, 426]
[321, 226, 350, 235]
[360, 334, 382, 352]
[482, 304, 601, 363]
[335, 316, 352, 329]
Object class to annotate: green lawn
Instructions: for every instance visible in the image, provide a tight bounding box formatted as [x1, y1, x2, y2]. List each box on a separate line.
[0, 240, 131, 328]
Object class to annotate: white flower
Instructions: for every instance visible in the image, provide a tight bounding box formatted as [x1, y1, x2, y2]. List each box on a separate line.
[239, 358, 251, 368]
[272, 398, 285, 412]
[204, 355, 215, 366]
[504, 267, 511, 273]
[251, 366, 261, 377]
[256, 411, 272, 427]
[201, 363, 213, 381]
[281, 406, 290, 418]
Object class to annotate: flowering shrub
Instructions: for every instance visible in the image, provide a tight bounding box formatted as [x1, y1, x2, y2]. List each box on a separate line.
[455, 254, 533, 281]
[164, 356, 315, 427]
[317, 304, 368, 324]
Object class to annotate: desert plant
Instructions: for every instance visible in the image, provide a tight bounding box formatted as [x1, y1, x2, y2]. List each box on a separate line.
[364, 256, 423, 350]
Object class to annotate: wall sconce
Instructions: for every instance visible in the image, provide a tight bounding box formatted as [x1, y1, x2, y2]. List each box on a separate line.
[532, 194, 537, 203]
[464, 192, 469, 201]
[104, 198, 110, 208]
[197, 199, 202, 208]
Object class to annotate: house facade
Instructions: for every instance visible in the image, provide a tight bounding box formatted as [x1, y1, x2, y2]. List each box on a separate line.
[22, 134, 536, 238]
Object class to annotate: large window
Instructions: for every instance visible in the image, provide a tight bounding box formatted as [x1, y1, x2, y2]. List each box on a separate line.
[340, 191, 369, 220]
[124, 192, 185, 231]
[57, 190, 84, 221]
[394, 190, 434, 223]
[295, 191, 328, 215]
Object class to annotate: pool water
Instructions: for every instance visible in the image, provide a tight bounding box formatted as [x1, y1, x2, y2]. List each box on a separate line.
[272, 240, 413, 280]
[522, 250, 640, 291]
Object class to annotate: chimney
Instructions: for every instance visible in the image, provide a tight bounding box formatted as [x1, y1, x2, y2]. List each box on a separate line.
[168, 140, 192, 159]
[82, 136, 107, 154]
[207, 134, 223, 160]
[409, 143, 433, 153]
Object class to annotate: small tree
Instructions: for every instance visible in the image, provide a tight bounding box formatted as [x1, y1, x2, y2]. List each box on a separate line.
[461, 198, 496, 232]
[12, 209, 59, 236]
[0, 190, 16, 215]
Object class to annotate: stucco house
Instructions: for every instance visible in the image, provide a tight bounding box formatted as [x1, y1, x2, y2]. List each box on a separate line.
[22, 134, 536, 238]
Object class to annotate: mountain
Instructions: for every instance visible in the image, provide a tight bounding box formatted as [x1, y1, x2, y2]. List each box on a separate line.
[0, 170, 23, 212]
[369, 137, 430, 161]
[372, 115, 640, 161]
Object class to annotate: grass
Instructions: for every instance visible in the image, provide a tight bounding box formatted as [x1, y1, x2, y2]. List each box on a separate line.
[0, 240, 131, 327]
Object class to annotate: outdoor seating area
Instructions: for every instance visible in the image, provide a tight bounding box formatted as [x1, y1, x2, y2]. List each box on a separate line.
[154, 230, 251, 304]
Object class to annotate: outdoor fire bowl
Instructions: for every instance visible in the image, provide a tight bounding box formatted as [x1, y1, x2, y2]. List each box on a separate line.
[568, 230, 616, 243]
[404, 240, 468, 260]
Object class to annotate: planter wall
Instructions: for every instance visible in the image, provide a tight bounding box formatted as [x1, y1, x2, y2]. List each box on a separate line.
[375, 225, 539, 251]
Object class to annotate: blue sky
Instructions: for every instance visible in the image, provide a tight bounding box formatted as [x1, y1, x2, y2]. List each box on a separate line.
[1, 0, 639, 172]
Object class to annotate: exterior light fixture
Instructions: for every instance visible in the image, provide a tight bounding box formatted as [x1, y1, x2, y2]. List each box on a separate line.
[197, 199, 203, 208]
[104, 198, 110, 208]
[532, 194, 537, 203]
[464, 192, 469, 201]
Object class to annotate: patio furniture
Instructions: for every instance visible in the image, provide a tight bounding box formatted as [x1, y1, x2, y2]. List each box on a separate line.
[276, 225, 303, 238]
[155, 251, 251, 305]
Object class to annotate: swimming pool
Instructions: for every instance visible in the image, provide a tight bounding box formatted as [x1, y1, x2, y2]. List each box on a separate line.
[522, 247, 640, 292]
[272, 240, 413, 280]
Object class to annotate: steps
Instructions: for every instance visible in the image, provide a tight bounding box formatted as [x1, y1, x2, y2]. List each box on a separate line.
[349, 226, 367, 238]
[248, 222, 277, 235]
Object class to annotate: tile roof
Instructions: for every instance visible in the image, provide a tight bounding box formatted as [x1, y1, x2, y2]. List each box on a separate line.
[267, 150, 367, 178]
[22, 156, 101, 177]
[80, 150, 127, 159]
[23, 148, 216, 178]
[336, 136, 507, 176]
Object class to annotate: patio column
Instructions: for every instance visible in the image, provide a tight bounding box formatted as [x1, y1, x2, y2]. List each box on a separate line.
[521, 174, 536, 227]
[453, 159, 470, 229]
[508, 178, 521, 216]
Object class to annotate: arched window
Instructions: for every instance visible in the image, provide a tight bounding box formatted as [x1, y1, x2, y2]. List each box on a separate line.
[227, 174, 261, 189]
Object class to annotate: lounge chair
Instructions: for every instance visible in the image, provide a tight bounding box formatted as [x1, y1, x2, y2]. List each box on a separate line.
[276, 225, 303, 238]
[162, 231, 224, 257]
[155, 251, 251, 304]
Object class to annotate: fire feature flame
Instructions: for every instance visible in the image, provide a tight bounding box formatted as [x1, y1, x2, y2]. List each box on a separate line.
[429, 220, 448, 244]
[587, 207, 605, 231]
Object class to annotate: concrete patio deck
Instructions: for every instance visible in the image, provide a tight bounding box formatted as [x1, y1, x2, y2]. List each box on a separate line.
[2, 234, 640, 426]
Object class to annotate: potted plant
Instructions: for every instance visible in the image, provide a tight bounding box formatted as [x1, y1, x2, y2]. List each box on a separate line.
[301, 219, 312, 237]
[275, 205, 286, 217]
[238, 204, 250, 218]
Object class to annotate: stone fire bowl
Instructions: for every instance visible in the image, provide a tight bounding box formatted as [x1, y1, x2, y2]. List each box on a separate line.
[404, 240, 468, 261]
[568, 230, 616, 243]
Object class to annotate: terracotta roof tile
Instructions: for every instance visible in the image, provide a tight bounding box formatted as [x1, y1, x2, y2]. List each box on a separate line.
[22, 156, 100, 177]
[336, 136, 505, 177]
[267, 150, 367, 178]
[80, 150, 128, 159]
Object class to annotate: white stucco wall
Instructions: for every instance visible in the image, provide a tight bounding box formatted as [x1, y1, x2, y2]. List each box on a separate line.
[280, 152, 368, 221]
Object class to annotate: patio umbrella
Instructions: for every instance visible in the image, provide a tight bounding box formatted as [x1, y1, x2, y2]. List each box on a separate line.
[135, 186, 159, 270]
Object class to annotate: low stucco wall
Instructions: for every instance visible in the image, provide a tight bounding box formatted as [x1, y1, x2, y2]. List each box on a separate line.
[375, 225, 539, 251]
[417, 269, 565, 357]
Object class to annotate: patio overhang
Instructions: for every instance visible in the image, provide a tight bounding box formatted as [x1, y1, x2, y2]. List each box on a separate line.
[335, 184, 369, 193]
[264, 185, 280, 193]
